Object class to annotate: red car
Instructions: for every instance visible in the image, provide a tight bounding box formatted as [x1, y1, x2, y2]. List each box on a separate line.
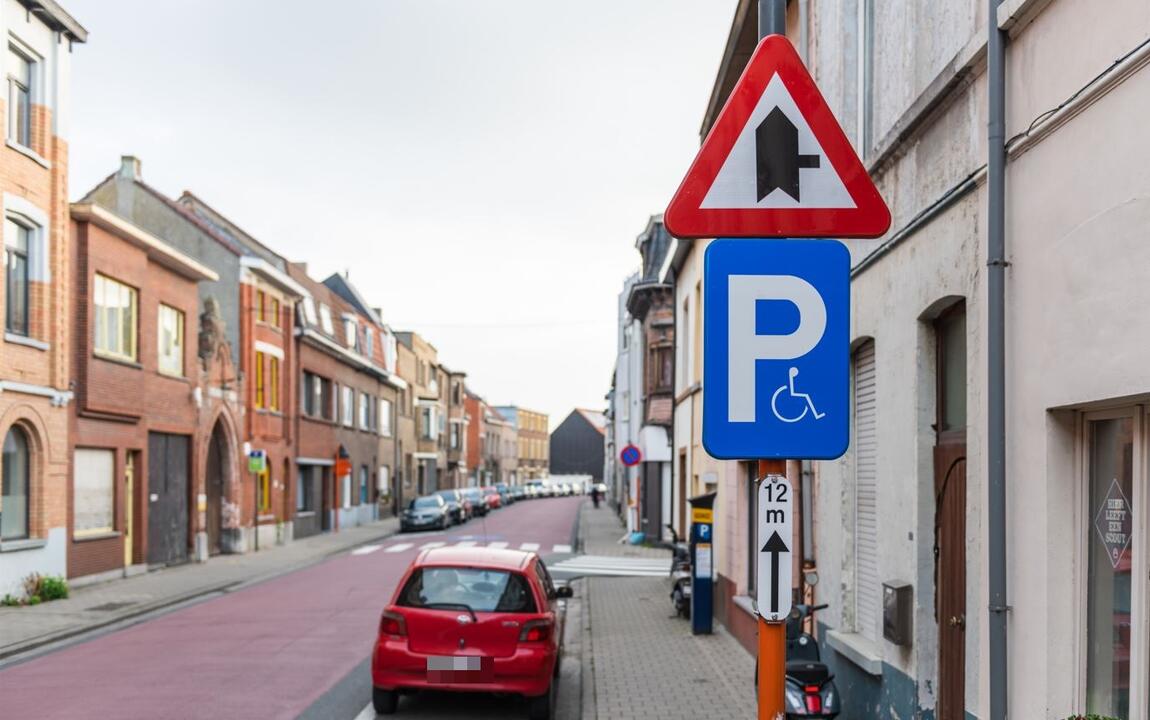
[372, 546, 571, 719]
[483, 485, 503, 509]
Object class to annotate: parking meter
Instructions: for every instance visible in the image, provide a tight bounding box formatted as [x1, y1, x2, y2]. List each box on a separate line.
[689, 492, 717, 635]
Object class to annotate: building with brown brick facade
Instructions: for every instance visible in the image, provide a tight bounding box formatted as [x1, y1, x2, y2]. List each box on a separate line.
[0, 1, 86, 596]
[67, 204, 217, 581]
[394, 339, 418, 506]
[443, 367, 467, 488]
[395, 331, 445, 495]
[289, 266, 403, 537]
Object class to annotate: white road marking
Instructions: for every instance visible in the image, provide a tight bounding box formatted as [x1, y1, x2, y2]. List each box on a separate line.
[419, 541, 446, 549]
[353, 702, 374, 720]
[487, 541, 509, 549]
[519, 542, 540, 551]
[454, 540, 478, 547]
[552, 544, 573, 554]
[547, 554, 672, 577]
[351, 545, 381, 556]
[383, 543, 414, 553]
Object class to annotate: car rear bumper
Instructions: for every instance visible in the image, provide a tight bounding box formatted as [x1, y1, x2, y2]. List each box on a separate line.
[372, 640, 555, 697]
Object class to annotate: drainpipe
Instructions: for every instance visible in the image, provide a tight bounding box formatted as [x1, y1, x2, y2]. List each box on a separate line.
[987, 2, 1008, 719]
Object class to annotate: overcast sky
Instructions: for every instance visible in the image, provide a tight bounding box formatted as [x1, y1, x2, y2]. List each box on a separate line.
[66, 0, 735, 428]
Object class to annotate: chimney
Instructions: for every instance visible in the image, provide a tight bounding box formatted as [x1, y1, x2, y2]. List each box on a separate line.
[119, 155, 142, 181]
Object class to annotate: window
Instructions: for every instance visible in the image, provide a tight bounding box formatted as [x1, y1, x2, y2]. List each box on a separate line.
[268, 356, 280, 411]
[2, 425, 30, 540]
[397, 567, 537, 613]
[359, 393, 370, 430]
[301, 296, 317, 326]
[254, 351, 266, 408]
[302, 372, 332, 419]
[421, 406, 436, 440]
[341, 386, 354, 427]
[5, 218, 30, 335]
[7, 45, 32, 148]
[318, 303, 334, 335]
[157, 304, 184, 376]
[450, 424, 460, 450]
[1085, 414, 1136, 716]
[257, 290, 266, 323]
[344, 318, 358, 350]
[74, 449, 114, 537]
[258, 468, 271, 513]
[853, 339, 879, 641]
[269, 296, 280, 326]
[380, 399, 393, 437]
[937, 306, 967, 433]
[94, 274, 138, 361]
[364, 327, 374, 359]
[359, 465, 369, 505]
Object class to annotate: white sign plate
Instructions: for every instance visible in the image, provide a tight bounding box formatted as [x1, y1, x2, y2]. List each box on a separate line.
[757, 474, 793, 622]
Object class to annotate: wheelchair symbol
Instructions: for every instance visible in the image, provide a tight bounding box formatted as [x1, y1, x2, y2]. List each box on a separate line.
[770, 367, 825, 423]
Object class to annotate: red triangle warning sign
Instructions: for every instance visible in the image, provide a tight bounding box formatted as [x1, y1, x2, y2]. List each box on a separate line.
[665, 35, 891, 240]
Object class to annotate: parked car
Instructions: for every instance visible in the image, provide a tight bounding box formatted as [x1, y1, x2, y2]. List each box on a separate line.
[435, 489, 468, 524]
[510, 485, 527, 502]
[371, 546, 571, 719]
[401, 495, 451, 532]
[495, 483, 514, 506]
[461, 487, 489, 516]
[569, 481, 583, 495]
[525, 480, 547, 498]
[483, 486, 503, 509]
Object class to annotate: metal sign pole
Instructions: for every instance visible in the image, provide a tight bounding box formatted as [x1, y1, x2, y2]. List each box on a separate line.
[757, 459, 786, 720]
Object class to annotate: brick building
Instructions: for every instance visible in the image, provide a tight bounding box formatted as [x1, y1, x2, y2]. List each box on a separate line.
[68, 203, 216, 580]
[395, 331, 445, 495]
[0, 1, 86, 596]
[464, 389, 485, 486]
[394, 339, 418, 505]
[490, 407, 518, 486]
[443, 367, 467, 488]
[495, 406, 549, 480]
[289, 266, 403, 536]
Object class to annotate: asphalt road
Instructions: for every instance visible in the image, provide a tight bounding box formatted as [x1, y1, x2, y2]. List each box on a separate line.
[0, 495, 585, 720]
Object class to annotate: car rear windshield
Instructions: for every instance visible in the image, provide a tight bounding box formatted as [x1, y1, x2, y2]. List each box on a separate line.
[435, 491, 456, 501]
[411, 497, 440, 509]
[398, 567, 537, 613]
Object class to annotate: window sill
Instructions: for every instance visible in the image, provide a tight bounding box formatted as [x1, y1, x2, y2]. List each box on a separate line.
[295, 511, 316, 518]
[94, 352, 142, 370]
[826, 629, 883, 676]
[73, 531, 120, 543]
[255, 409, 285, 417]
[0, 538, 47, 553]
[733, 594, 757, 618]
[5, 332, 48, 351]
[6, 140, 50, 168]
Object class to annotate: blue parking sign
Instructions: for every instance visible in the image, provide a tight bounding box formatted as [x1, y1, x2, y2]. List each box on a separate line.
[703, 239, 849, 460]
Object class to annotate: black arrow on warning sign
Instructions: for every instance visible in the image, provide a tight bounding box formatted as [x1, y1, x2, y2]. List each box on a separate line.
[756, 107, 820, 202]
[761, 530, 790, 614]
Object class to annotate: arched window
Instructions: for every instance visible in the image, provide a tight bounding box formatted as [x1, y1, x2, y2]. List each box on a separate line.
[2, 425, 31, 540]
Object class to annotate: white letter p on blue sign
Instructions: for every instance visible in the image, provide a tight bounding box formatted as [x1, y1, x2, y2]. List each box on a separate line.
[704, 239, 849, 460]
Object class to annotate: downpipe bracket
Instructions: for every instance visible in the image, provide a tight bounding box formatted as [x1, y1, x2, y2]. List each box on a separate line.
[988, 603, 1012, 614]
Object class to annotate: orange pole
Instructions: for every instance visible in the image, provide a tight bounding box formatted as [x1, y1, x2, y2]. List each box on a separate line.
[758, 458, 787, 720]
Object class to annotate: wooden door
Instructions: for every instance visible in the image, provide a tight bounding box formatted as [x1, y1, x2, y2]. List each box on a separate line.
[935, 442, 966, 719]
[205, 427, 224, 555]
[147, 433, 190, 566]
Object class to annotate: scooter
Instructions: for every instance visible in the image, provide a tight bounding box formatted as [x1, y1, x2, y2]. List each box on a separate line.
[755, 603, 842, 718]
[664, 524, 692, 619]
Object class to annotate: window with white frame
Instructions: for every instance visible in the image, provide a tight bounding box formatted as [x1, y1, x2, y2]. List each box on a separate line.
[4, 217, 30, 336]
[343, 317, 358, 350]
[157, 304, 185, 376]
[341, 385, 354, 427]
[421, 406, 436, 440]
[74, 448, 115, 537]
[450, 423, 460, 450]
[364, 326, 374, 359]
[318, 303, 334, 335]
[7, 44, 33, 149]
[94, 274, 139, 362]
[301, 296, 317, 326]
[359, 392, 370, 430]
[380, 398, 393, 437]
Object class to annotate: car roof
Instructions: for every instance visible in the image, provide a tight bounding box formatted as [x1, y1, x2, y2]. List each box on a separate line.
[416, 546, 534, 571]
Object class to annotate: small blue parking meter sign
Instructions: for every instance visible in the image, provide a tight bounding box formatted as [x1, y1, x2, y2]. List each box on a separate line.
[703, 238, 849, 460]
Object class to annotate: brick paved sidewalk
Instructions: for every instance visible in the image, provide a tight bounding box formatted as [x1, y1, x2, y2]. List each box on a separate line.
[579, 505, 756, 719]
[0, 517, 399, 660]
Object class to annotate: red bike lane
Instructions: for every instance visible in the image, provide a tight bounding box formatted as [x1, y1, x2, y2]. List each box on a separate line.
[0, 496, 584, 720]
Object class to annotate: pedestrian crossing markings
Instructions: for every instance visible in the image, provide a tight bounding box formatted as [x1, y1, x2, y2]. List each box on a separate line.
[547, 555, 672, 578]
[355, 541, 576, 556]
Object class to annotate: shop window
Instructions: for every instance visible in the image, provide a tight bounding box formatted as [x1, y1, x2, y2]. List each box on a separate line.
[94, 274, 138, 362]
[74, 449, 115, 537]
[157, 304, 185, 376]
[4, 218, 30, 336]
[1, 425, 30, 540]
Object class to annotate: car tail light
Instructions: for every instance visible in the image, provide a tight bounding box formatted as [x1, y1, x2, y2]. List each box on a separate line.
[379, 610, 407, 637]
[518, 619, 552, 643]
[803, 685, 822, 713]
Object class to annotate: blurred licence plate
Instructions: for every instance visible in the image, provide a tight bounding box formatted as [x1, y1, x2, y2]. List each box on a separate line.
[426, 656, 493, 683]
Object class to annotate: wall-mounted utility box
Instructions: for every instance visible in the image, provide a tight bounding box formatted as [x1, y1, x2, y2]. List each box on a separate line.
[883, 580, 913, 646]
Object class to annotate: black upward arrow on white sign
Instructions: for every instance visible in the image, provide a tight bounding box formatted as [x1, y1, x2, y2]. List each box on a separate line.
[761, 530, 790, 614]
[755, 107, 821, 202]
